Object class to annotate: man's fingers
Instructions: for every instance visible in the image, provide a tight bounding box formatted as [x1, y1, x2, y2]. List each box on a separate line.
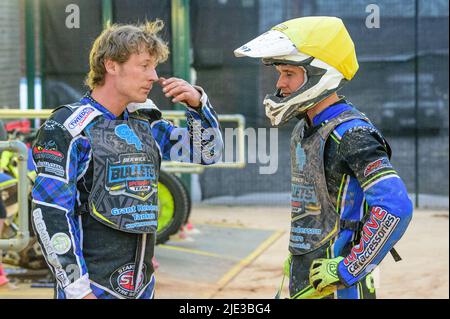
[162, 79, 189, 93]
[164, 84, 190, 98]
[172, 92, 189, 103]
[160, 77, 183, 87]
[159, 77, 200, 106]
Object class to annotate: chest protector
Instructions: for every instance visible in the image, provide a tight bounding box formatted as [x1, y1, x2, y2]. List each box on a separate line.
[85, 116, 161, 234]
[289, 110, 369, 255]
[63, 103, 161, 234]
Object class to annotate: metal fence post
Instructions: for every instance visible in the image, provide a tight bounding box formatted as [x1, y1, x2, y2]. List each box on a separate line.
[0, 141, 30, 251]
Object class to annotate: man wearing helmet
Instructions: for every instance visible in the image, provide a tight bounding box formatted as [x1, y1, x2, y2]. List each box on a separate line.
[235, 16, 413, 299]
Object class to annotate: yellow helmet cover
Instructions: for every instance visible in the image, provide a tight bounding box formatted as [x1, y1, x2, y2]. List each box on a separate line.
[272, 17, 358, 80]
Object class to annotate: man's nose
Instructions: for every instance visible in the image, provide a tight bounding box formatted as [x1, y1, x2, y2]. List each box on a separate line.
[276, 76, 285, 90]
[149, 68, 158, 81]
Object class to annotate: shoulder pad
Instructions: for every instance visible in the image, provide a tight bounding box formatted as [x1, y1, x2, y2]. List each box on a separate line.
[335, 119, 373, 138]
[62, 103, 103, 137]
[338, 121, 392, 158]
[51, 101, 83, 114]
[127, 99, 160, 113]
[49, 102, 78, 120]
[127, 99, 162, 122]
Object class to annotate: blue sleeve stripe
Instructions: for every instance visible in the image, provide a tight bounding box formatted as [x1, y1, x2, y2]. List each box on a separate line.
[76, 136, 92, 182]
[202, 106, 223, 151]
[202, 104, 220, 128]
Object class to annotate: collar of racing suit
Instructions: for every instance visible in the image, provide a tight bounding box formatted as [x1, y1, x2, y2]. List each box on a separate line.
[303, 98, 353, 138]
[312, 98, 353, 126]
[81, 92, 129, 120]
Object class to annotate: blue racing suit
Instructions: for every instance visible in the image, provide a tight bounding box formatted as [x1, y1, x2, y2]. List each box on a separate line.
[289, 99, 413, 299]
[31, 89, 222, 299]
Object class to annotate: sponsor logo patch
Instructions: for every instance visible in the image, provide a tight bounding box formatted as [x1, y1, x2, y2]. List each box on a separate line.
[35, 161, 65, 177]
[239, 45, 251, 53]
[291, 183, 319, 216]
[43, 119, 67, 131]
[109, 263, 147, 298]
[68, 107, 95, 129]
[343, 207, 400, 277]
[50, 233, 72, 255]
[115, 124, 143, 151]
[364, 158, 391, 177]
[327, 262, 338, 278]
[292, 184, 316, 202]
[33, 209, 70, 287]
[33, 141, 65, 163]
[63, 105, 102, 136]
[106, 153, 157, 201]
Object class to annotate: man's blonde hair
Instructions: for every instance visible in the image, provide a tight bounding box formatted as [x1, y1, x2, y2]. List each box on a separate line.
[86, 20, 169, 89]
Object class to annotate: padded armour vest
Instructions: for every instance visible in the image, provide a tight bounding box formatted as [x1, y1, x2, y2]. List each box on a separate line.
[289, 109, 369, 255]
[83, 115, 161, 234]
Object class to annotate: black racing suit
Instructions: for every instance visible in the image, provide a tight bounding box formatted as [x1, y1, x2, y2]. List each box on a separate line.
[288, 99, 413, 299]
[31, 91, 222, 299]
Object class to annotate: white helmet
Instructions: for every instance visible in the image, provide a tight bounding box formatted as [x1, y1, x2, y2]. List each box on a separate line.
[234, 16, 359, 126]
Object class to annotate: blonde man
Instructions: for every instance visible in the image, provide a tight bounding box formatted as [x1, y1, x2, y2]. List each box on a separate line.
[31, 20, 222, 299]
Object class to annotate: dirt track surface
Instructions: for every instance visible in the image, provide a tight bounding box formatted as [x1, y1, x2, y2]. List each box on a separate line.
[1, 206, 448, 299]
[156, 206, 449, 299]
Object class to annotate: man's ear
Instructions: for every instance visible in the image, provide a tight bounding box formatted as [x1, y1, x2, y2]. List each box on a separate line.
[104, 59, 118, 75]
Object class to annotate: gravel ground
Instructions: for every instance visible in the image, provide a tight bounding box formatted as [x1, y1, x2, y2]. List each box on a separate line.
[1, 206, 448, 299]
